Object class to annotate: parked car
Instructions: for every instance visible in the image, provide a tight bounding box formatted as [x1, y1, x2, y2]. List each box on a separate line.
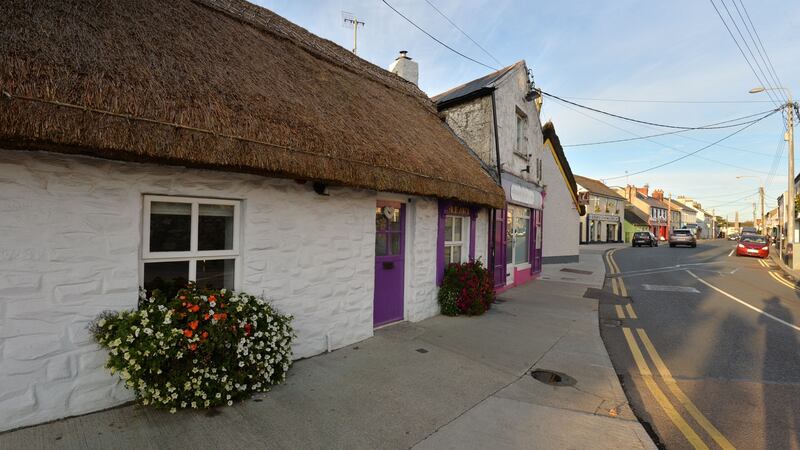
[736, 234, 769, 258]
[727, 233, 740, 241]
[669, 229, 697, 248]
[632, 231, 658, 247]
[741, 226, 758, 235]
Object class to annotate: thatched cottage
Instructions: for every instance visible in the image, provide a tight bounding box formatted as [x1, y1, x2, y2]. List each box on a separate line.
[0, 0, 504, 430]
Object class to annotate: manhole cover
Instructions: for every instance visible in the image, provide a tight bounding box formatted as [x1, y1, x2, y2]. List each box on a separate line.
[602, 319, 622, 327]
[531, 369, 576, 387]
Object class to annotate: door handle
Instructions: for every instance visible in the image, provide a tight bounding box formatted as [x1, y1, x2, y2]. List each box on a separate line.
[382, 261, 395, 270]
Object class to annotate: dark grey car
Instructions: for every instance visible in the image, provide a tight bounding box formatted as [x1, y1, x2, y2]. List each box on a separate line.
[669, 229, 697, 248]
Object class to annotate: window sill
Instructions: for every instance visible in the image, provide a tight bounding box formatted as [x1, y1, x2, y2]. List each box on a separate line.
[514, 263, 532, 270]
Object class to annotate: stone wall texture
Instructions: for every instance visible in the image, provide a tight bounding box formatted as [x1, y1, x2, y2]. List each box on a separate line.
[0, 150, 444, 431]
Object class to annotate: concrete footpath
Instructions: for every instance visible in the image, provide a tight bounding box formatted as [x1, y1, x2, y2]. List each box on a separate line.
[0, 245, 654, 450]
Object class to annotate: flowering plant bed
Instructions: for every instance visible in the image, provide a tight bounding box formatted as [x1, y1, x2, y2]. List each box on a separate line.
[438, 260, 495, 316]
[90, 284, 294, 412]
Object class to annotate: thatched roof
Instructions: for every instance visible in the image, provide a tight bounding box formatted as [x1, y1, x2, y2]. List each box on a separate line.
[542, 121, 584, 216]
[0, 0, 505, 208]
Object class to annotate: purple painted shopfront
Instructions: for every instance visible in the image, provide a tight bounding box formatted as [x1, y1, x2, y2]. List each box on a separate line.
[489, 175, 544, 291]
[435, 200, 478, 286]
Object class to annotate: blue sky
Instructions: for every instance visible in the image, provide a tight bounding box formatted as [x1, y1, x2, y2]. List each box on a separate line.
[256, 0, 799, 219]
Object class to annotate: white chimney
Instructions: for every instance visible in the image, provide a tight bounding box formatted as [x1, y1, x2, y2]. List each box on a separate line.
[388, 50, 419, 86]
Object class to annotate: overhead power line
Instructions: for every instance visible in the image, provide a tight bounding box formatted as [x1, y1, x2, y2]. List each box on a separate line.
[564, 108, 778, 147]
[550, 98, 774, 172]
[708, 0, 782, 107]
[730, 0, 786, 104]
[380, 0, 498, 71]
[541, 90, 779, 130]
[561, 96, 773, 104]
[603, 109, 780, 180]
[735, 0, 787, 101]
[422, 0, 502, 66]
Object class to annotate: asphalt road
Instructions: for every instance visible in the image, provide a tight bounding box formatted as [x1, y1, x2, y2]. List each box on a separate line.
[600, 239, 800, 449]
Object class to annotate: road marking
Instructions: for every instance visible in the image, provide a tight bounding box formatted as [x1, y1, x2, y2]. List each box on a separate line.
[625, 303, 637, 319]
[618, 277, 629, 297]
[728, 248, 735, 257]
[605, 251, 617, 275]
[615, 304, 626, 319]
[611, 277, 620, 295]
[686, 270, 800, 332]
[642, 284, 701, 294]
[768, 271, 799, 291]
[622, 328, 709, 450]
[757, 259, 768, 268]
[637, 329, 736, 450]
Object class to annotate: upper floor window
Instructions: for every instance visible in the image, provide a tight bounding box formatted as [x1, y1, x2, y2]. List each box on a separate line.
[142, 195, 240, 297]
[515, 110, 528, 157]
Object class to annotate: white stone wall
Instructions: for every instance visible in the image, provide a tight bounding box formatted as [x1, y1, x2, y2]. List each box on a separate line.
[0, 150, 447, 431]
[474, 208, 490, 265]
[404, 198, 439, 323]
[541, 143, 580, 261]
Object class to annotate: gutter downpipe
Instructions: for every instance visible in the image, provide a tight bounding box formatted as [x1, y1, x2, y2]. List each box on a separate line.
[490, 89, 503, 287]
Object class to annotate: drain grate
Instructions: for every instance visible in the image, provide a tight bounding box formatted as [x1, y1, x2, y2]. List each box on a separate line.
[531, 369, 577, 387]
[602, 319, 622, 327]
[561, 268, 593, 275]
[416, 348, 429, 354]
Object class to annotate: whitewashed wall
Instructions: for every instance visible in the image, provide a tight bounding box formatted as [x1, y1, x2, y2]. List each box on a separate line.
[0, 150, 448, 431]
[541, 143, 580, 263]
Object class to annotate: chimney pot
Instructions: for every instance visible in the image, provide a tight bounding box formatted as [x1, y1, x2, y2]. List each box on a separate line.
[389, 50, 419, 86]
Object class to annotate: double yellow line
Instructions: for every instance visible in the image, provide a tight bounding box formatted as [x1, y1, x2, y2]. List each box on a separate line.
[606, 248, 628, 298]
[756, 258, 800, 291]
[607, 250, 735, 450]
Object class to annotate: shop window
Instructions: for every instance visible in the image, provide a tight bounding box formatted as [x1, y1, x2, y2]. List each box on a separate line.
[444, 215, 469, 265]
[507, 206, 531, 265]
[142, 195, 240, 298]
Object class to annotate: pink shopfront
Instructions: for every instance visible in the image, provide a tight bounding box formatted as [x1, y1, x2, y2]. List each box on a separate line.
[491, 175, 544, 292]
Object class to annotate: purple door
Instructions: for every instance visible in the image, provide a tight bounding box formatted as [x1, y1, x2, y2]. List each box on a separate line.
[491, 208, 507, 288]
[374, 201, 405, 327]
[531, 209, 543, 273]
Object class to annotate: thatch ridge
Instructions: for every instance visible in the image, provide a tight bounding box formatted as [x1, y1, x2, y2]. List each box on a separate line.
[0, 0, 505, 208]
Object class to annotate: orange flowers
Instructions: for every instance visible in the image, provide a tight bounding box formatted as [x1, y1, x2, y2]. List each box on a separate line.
[213, 313, 227, 321]
[201, 331, 209, 339]
[208, 295, 217, 303]
[186, 304, 200, 313]
[188, 321, 199, 330]
[183, 329, 193, 338]
[188, 343, 197, 351]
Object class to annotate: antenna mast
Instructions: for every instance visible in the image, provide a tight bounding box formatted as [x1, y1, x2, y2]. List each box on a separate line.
[342, 12, 365, 54]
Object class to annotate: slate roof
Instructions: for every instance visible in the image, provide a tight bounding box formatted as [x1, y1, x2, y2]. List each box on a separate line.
[574, 175, 625, 200]
[431, 62, 521, 109]
[625, 205, 650, 226]
[637, 193, 669, 209]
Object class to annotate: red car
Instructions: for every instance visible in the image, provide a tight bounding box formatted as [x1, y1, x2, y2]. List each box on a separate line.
[736, 234, 769, 258]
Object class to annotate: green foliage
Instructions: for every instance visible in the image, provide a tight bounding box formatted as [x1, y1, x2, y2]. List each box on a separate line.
[437, 260, 495, 316]
[90, 284, 294, 412]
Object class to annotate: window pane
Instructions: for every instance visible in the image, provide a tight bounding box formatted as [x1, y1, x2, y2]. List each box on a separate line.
[389, 208, 402, 231]
[514, 216, 530, 264]
[376, 210, 388, 232]
[453, 217, 462, 241]
[376, 233, 387, 256]
[149, 202, 191, 252]
[390, 233, 401, 255]
[445, 216, 453, 241]
[144, 261, 189, 298]
[198, 204, 234, 251]
[196, 259, 235, 291]
[445, 246, 452, 265]
[452, 245, 462, 264]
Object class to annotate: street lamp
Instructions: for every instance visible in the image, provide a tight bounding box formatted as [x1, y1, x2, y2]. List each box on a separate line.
[735, 175, 764, 234]
[750, 86, 795, 266]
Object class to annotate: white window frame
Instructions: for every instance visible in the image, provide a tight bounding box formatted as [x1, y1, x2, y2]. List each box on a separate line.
[141, 195, 241, 288]
[444, 215, 469, 265]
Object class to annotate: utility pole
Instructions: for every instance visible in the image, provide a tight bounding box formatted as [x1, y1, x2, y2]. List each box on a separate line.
[343, 14, 365, 55]
[760, 186, 765, 235]
[712, 208, 716, 239]
[753, 202, 757, 229]
[667, 193, 672, 231]
[735, 211, 740, 232]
